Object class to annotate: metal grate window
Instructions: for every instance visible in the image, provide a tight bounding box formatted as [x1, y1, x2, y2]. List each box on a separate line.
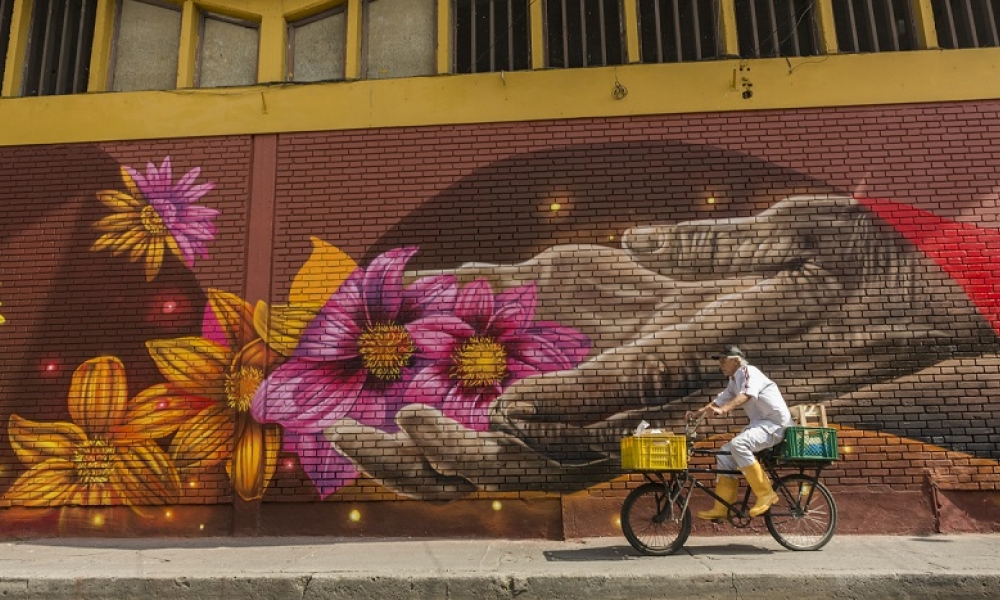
[638, 0, 720, 63]
[22, 0, 98, 96]
[735, 0, 817, 58]
[932, 0, 1000, 48]
[545, 0, 625, 68]
[454, 0, 531, 73]
[1, 0, 13, 86]
[832, 0, 916, 53]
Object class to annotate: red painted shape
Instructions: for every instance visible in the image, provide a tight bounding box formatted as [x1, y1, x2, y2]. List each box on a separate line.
[857, 195, 1000, 335]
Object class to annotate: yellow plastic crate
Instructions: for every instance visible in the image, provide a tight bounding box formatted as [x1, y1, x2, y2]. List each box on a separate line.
[621, 434, 688, 471]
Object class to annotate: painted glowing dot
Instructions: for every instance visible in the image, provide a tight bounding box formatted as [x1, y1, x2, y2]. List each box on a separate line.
[348, 509, 361, 523]
[707, 196, 716, 205]
[188, 480, 197, 488]
[608, 235, 615, 241]
[157, 400, 170, 410]
[199, 524, 205, 531]
[491, 500, 503, 511]
[841, 446, 852, 454]
[550, 202, 562, 212]
[92, 514, 105, 527]
[614, 516, 621, 527]
[162, 301, 177, 314]
[42, 361, 59, 374]
[165, 510, 173, 519]
[283, 459, 295, 469]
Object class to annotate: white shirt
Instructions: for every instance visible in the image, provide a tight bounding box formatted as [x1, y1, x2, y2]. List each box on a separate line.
[713, 364, 794, 434]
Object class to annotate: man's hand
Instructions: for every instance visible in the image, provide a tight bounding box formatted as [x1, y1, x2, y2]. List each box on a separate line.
[329, 195, 994, 499]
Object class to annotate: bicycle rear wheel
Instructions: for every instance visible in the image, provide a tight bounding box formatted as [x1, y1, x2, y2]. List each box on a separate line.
[764, 474, 837, 551]
[621, 482, 691, 556]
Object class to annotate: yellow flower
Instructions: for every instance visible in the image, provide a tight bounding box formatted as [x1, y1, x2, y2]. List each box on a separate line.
[144, 237, 357, 501]
[2, 357, 190, 507]
[90, 159, 218, 282]
[146, 292, 280, 502]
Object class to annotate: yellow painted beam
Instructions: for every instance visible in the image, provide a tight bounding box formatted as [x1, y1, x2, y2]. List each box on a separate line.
[87, 0, 117, 92]
[912, 0, 939, 50]
[815, 0, 839, 54]
[436, 0, 450, 74]
[2, 0, 33, 97]
[718, 0, 739, 57]
[283, 0, 338, 21]
[344, 0, 362, 80]
[530, 0, 544, 69]
[177, 1, 199, 88]
[4, 49, 1000, 147]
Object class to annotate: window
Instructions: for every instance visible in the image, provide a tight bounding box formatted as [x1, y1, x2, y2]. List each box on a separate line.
[288, 6, 346, 82]
[546, 0, 624, 68]
[197, 11, 259, 88]
[932, 0, 1000, 48]
[638, 0, 719, 63]
[1, 0, 13, 85]
[111, 0, 181, 91]
[833, 0, 916, 53]
[454, 0, 530, 73]
[366, 0, 436, 79]
[22, 0, 99, 96]
[735, 0, 817, 58]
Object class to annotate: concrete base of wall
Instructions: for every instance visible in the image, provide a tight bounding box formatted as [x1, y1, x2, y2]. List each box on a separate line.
[0, 489, 997, 539]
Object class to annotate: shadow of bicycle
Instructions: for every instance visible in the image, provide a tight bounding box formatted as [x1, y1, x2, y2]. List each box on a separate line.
[544, 542, 776, 561]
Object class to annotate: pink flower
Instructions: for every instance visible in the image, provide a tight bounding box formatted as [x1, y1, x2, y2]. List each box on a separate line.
[127, 157, 218, 268]
[407, 280, 591, 431]
[250, 247, 457, 496]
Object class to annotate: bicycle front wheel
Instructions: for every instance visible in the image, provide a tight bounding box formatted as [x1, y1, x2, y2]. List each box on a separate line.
[621, 482, 691, 556]
[764, 474, 837, 551]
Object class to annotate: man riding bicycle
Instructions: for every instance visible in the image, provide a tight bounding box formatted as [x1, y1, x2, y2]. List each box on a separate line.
[687, 346, 795, 520]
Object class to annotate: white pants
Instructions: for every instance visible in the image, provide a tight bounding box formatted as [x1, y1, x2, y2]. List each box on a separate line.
[717, 425, 785, 471]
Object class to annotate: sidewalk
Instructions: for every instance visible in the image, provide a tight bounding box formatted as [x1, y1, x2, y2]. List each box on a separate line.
[1, 534, 998, 599]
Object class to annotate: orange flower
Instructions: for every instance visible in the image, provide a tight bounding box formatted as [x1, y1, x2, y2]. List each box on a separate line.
[144, 237, 357, 501]
[2, 357, 189, 506]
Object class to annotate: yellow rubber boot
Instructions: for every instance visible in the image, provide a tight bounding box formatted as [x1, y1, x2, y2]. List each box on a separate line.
[696, 476, 739, 520]
[742, 461, 779, 517]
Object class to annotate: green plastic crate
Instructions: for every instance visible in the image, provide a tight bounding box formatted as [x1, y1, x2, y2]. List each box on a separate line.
[781, 427, 839, 461]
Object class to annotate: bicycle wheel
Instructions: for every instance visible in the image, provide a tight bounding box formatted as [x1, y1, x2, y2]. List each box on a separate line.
[764, 474, 837, 551]
[621, 482, 691, 556]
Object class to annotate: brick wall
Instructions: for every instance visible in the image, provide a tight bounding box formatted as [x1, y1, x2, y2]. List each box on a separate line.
[0, 99, 998, 537]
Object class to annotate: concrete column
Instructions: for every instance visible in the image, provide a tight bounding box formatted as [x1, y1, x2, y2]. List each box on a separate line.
[86, 0, 116, 92]
[177, 0, 199, 88]
[911, 0, 940, 50]
[2, 0, 34, 97]
[815, 0, 839, 54]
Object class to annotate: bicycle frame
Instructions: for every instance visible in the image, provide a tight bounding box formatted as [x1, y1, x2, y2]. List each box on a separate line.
[638, 440, 829, 525]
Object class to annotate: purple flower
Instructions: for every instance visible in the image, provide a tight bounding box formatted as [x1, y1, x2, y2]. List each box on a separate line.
[407, 279, 591, 431]
[250, 247, 458, 495]
[127, 156, 219, 268]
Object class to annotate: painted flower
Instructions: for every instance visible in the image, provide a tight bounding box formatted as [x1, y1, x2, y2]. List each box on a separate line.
[145, 238, 358, 501]
[91, 157, 218, 281]
[2, 357, 191, 507]
[407, 279, 591, 431]
[251, 246, 458, 496]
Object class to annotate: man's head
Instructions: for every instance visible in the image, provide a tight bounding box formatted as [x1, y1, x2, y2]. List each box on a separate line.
[711, 345, 746, 377]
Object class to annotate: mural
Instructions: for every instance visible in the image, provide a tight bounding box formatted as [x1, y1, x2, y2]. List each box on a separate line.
[0, 131, 997, 535]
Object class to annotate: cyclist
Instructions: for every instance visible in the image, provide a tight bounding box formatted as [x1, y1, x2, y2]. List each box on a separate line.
[686, 345, 794, 520]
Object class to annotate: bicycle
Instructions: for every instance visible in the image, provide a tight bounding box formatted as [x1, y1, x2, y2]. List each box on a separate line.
[620, 414, 838, 555]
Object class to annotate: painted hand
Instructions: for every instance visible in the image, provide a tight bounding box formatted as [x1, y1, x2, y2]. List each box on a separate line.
[330, 194, 995, 498]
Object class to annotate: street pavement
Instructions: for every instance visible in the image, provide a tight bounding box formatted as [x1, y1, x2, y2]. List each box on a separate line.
[0, 534, 997, 599]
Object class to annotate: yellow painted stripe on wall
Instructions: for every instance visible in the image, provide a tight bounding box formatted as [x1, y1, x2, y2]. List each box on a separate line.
[2, 49, 1000, 147]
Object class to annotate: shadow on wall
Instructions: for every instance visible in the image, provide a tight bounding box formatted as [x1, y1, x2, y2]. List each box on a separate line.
[364, 140, 843, 270]
[0, 145, 205, 486]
